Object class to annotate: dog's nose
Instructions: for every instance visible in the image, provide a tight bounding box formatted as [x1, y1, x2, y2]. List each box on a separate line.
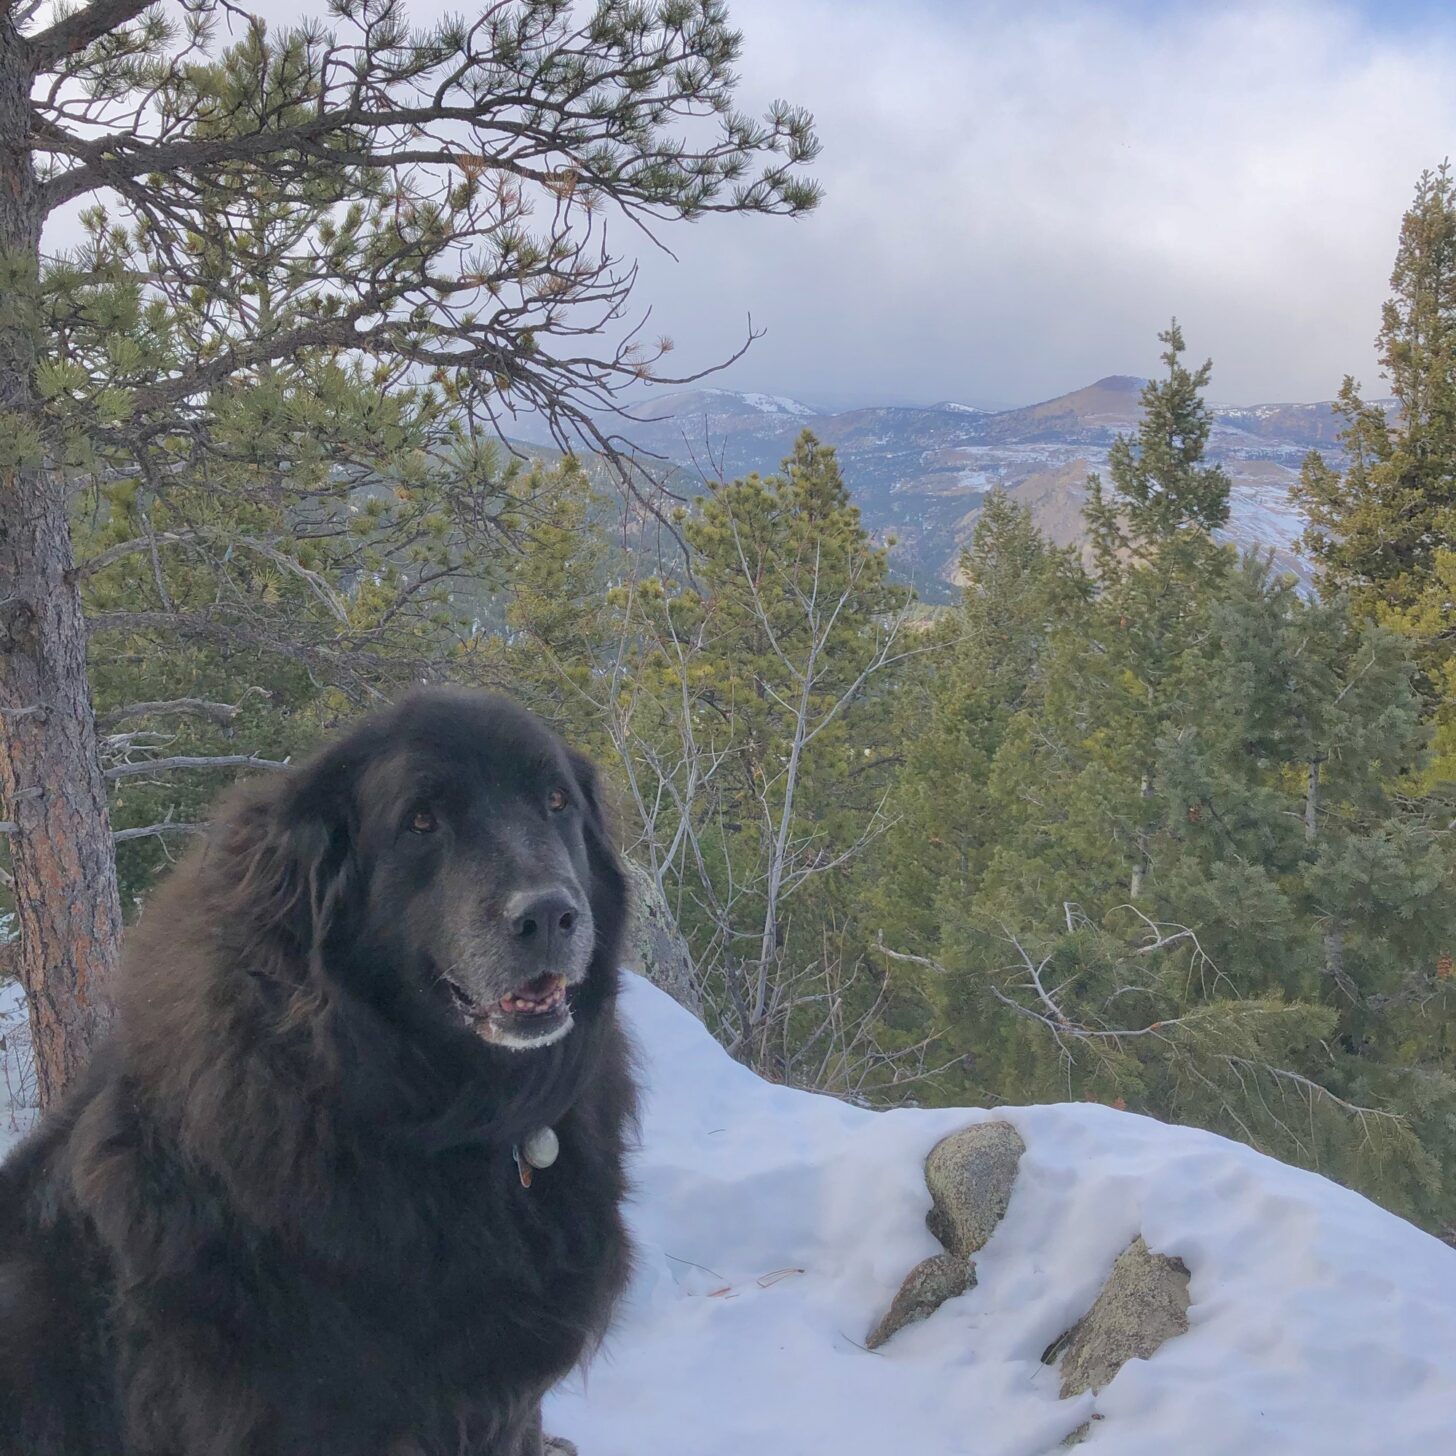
[506, 889, 580, 948]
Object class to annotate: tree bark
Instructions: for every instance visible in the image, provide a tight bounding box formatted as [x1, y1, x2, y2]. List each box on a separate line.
[0, 16, 120, 1106]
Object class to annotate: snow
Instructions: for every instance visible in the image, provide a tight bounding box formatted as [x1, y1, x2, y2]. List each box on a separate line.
[736, 391, 819, 418]
[6, 973, 1453, 1453]
[547, 974, 1456, 1456]
[0, 975, 37, 1152]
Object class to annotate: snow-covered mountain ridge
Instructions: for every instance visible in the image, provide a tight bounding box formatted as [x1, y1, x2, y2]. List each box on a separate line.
[519, 377, 1396, 599]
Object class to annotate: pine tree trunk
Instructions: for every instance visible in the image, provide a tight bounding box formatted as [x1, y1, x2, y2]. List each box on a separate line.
[1324, 923, 1352, 1002]
[1129, 773, 1152, 899]
[1303, 759, 1354, 1002]
[0, 18, 120, 1107]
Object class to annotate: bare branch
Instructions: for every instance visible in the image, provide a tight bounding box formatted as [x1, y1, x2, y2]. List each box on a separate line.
[1221, 1057, 1405, 1125]
[874, 936, 949, 975]
[112, 821, 208, 844]
[74, 530, 201, 581]
[96, 696, 251, 733]
[103, 753, 287, 781]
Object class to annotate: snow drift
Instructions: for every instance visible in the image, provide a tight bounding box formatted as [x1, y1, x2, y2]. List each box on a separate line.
[546, 975, 1456, 1456]
[4, 974, 1454, 1454]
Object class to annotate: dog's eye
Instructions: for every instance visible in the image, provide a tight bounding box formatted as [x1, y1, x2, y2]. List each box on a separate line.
[408, 809, 437, 834]
[547, 787, 570, 813]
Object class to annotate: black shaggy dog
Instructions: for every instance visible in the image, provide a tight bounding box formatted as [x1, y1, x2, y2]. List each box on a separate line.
[0, 690, 635, 1455]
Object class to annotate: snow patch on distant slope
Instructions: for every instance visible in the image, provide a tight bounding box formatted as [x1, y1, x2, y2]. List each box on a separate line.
[546, 974, 1456, 1456]
[635, 387, 820, 422]
[736, 391, 819, 418]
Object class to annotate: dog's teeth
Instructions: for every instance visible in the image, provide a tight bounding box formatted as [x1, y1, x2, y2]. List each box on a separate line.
[495, 977, 569, 1018]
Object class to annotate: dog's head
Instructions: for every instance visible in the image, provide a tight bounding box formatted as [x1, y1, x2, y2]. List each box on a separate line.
[224, 690, 625, 1053]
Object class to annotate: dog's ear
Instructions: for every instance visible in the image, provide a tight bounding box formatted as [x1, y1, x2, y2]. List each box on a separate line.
[220, 740, 362, 970]
[566, 746, 610, 838]
[566, 745, 627, 953]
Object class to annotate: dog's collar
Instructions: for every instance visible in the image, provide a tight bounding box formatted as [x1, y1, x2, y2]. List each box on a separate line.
[511, 1126, 559, 1189]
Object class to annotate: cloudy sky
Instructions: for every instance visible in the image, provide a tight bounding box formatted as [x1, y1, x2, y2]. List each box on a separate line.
[42, 0, 1456, 411]
[618, 0, 1456, 409]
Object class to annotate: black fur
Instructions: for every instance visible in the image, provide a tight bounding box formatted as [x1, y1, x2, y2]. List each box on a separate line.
[0, 690, 635, 1455]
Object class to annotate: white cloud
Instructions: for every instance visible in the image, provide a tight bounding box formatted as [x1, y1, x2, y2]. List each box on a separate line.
[42, 0, 1455, 408]
[625, 0, 1456, 406]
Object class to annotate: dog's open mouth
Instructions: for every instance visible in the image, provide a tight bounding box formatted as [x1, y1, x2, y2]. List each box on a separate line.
[444, 972, 573, 1050]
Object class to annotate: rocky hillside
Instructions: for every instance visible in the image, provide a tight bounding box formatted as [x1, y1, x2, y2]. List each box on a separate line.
[521, 378, 1380, 600]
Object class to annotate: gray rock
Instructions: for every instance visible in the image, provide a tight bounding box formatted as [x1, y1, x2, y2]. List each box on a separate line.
[864, 1120, 1024, 1349]
[864, 1251, 976, 1350]
[1059, 1416, 1103, 1448]
[621, 860, 701, 1015]
[924, 1121, 1027, 1258]
[1056, 1236, 1191, 1399]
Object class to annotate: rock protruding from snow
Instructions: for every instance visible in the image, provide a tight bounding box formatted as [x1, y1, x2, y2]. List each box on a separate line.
[866, 1121, 1025, 1347]
[865, 1251, 976, 1350]
[924, 1121, 1027, 1257]
[1054, 1236, 1191, 1399]
[621, 862, 701, 1015]
[546, 976, 1456, 1456]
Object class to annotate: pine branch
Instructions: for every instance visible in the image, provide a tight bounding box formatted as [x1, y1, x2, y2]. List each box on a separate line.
[26, 0, 151, 69]
[75, 530, 200, 579]
[1221, 1057, 1406, 1125]
[87, 610, 403, 695]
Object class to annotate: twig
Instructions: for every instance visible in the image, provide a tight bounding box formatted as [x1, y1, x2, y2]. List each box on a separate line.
[112, 822, 209, 844]
[104, 754, 288, 781]
[97, 696, 254, 732]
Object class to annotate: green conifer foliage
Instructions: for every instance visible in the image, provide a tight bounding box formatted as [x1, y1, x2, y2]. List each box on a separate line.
[868, 328, 1456, 1233]
[614, 433, 912, 1093]
[864, 491, 1082, 956]
[1295, 165, 1456, 778]
[1080, 321, 1235, 901]
[0, 0, 820, 1098]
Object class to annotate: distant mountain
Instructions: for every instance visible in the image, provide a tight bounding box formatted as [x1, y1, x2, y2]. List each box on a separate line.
[929, 401, 993, 416]
[514, 378, 1375, 600]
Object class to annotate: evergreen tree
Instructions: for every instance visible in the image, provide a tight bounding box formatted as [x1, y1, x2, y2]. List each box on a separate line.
[0, 0, 820, 1101]
[866, 328, 1456, 1229]
[865, 491, 1082, 956]
[929, 558, 1456, 1228]
[465, 458, 619, 757]
[1295, 165, 1456, 778]
[616, 433, 913, 1092]
[46, 174, 492, 912]
[1085, 321, 1232, 581]
[1080, 320, 1235, 898]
